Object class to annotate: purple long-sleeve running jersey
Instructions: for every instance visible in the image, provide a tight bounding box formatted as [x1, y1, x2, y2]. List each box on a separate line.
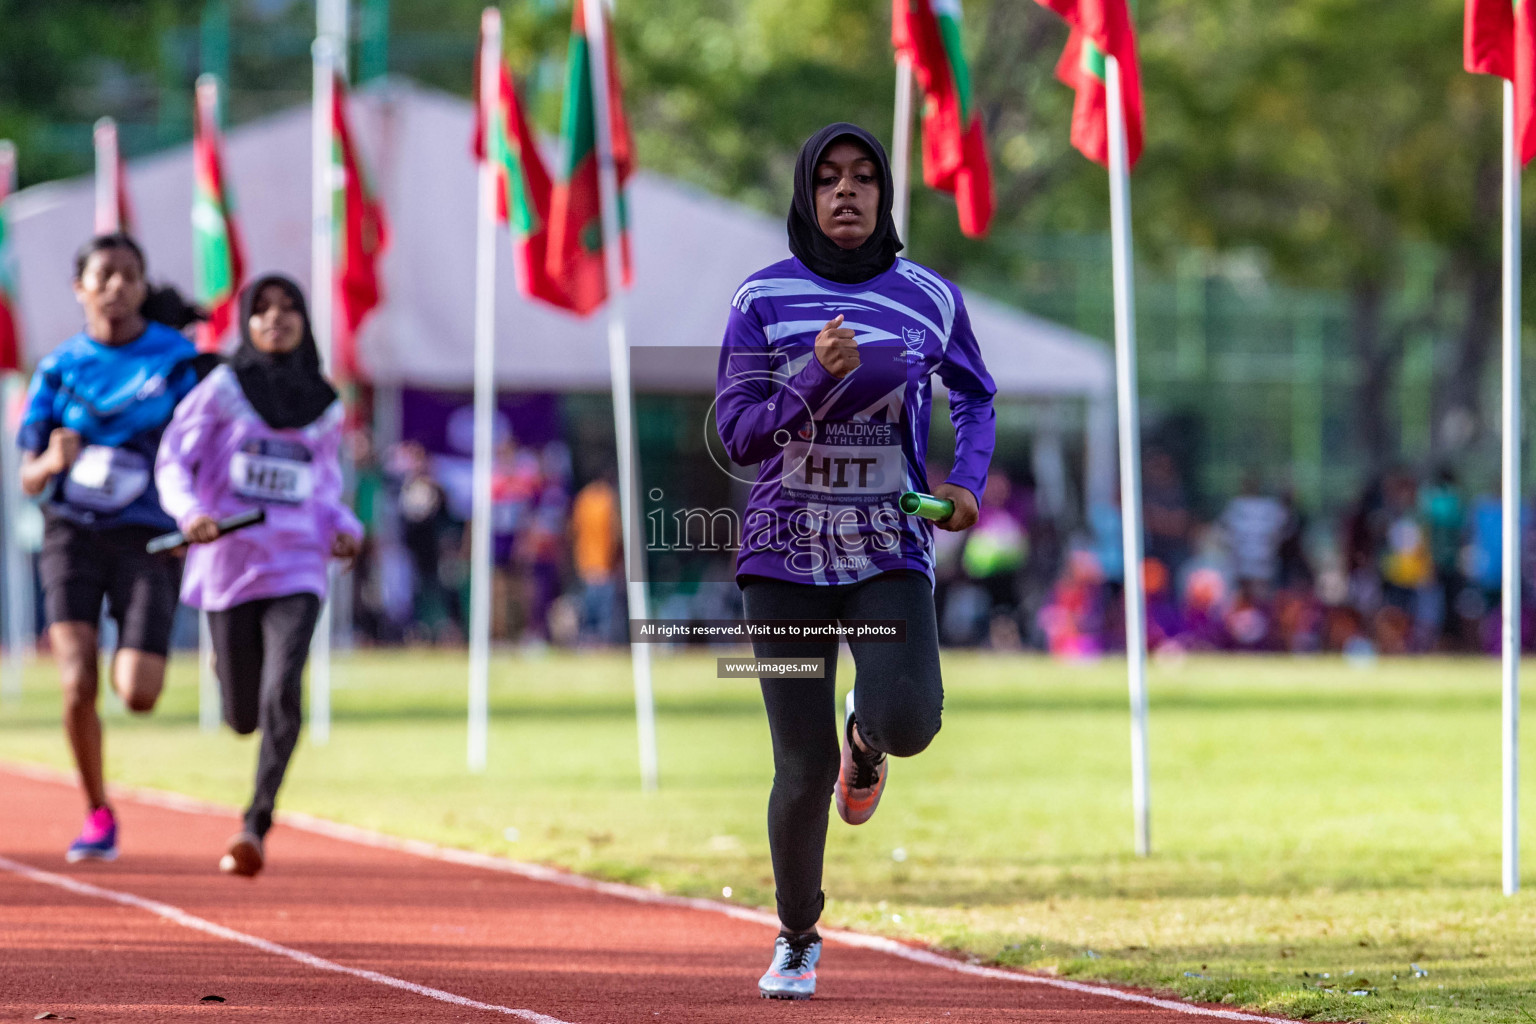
[715, 256, 997, 586]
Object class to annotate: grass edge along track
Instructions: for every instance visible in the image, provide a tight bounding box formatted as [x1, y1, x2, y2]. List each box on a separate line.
[3, 649, 1534, 1023]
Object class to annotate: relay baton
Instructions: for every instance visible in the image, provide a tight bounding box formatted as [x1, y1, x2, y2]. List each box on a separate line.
[146, 508, 266, 554]
[899, 491, 954, 521]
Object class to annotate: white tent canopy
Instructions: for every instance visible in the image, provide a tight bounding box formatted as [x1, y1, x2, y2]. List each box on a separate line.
[7, 80, 1111, 401]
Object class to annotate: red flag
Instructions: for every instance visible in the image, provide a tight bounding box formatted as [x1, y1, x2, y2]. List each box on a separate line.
[332, 75, 389, 381]
[191, 77, 246, 353]
[1466, 0, 1536, 165]
[499, 67, 585, 310]
[892, 0, 995, 236]
[1033, 0, 1144, 169]
[0, 143, 19, 372]
[1467, 0, 1515, 77]
[115, 157, 136, 237]
[547, 0, 634, 317]
[471, 19, 587, 312]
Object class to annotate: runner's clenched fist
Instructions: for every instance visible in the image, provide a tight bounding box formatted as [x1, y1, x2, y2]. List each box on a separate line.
[814, 314, 859, 379]
[44, 427, 81, 474]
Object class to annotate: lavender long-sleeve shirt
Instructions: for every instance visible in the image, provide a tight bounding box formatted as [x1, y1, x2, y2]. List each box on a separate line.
[155, 365, 362, 611]
[716, 257, 996, 586]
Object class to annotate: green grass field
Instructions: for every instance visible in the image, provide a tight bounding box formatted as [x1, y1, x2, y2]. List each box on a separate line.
[3, 649, 1535, 1023]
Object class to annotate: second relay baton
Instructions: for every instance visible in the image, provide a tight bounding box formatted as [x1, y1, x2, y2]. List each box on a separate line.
[146, 508, 266, 554]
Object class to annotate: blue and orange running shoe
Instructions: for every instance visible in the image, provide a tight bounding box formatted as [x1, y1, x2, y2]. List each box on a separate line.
[66, 806, 118, 863]
[758, 933, 821, 1000]
[834, 690, 887, 826]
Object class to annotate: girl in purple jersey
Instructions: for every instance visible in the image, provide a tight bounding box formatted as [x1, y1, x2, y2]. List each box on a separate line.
[156, 274, 362, 878]
[716, 123, 996, 999]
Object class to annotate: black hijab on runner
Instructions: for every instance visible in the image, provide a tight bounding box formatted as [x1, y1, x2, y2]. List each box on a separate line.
[232, 274, 338, 431]
[787, 122, 903, 285]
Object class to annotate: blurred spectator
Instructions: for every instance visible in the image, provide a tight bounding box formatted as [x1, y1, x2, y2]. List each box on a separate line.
[519, 443, 572, 644]
[961, 470, 1028, 647]
[489, 438, 543, 640]
[1420, 467, 1464, 647]
[1275, 489, 1314, 592]
[1220, 473, 1287, 599]
[1176, 567, 1232, 651]
[347, 429, 396, 644]
[570, 465, 623, 645]
[1037, 549, 1108, 659]
[1143, 450, 1192, 580]
[1342, 477, 1387, 614]
[397, 441, 465, 643]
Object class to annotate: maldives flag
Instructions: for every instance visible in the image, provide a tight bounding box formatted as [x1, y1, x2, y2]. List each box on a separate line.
[1033, 0, 1144, 169]
[191, 76, 246, 353]
[496, 65, 582, 309]
[547, 0, 634, 318]
[1465, 0, 1536, 164]
[470, 23, 578, 311]
[0, 143, 20, 372]
[332, 75, 389, 381]
[892, 0, 995, 237]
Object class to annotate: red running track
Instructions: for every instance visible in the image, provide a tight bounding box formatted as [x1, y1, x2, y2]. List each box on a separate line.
[0, 764, 1296, 1023]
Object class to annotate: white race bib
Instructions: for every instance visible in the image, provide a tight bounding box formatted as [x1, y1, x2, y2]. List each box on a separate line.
[62, 446, 150, 513]
[781, 421, 903, 507]
[230, 438, 315, 505]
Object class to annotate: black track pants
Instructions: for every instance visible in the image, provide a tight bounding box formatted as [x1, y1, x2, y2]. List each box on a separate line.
[207, 593, 323, 839]
[740, 569, 943, 933]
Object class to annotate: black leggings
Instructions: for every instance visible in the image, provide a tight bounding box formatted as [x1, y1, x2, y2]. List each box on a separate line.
[206, 593, 323, 839]
[740, 569, 943, 933]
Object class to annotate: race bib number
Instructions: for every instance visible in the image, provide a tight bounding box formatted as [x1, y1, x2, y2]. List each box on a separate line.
[230, 438, 315, 505]
[781, 421, 903, 507]
[62, 446, 150, 513]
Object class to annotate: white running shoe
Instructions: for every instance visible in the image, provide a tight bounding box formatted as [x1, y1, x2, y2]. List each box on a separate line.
[758, 934, 821, 1000]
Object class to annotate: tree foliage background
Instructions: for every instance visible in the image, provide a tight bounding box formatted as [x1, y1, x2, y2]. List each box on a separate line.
[0, 0, 1522, 484]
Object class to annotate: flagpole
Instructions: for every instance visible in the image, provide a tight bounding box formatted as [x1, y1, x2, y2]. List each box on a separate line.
[0, 141, 26, 706]
[1, 372, 28, 707]
[584, 0, 658, 791]
[891, 57, 914, 242]
[1105, 55, 1150, 858]
[191, 80, 224, 733]
[1501, 77, 1521, 897]
[310, 5, 345, 747]
[94, 118, 119, 235]
[467, 8, 501, 775]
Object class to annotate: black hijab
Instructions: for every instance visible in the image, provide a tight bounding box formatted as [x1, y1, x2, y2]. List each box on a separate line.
[787, 122, 904, 285]
[232, 274, 338, 431]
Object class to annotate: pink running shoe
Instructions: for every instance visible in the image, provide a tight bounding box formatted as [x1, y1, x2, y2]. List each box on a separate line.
[66, 806, 118, 863]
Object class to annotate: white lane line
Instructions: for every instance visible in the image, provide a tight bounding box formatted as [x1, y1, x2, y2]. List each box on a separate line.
[2, 761, 1300, 1023]
[0, 853, 578, 1024]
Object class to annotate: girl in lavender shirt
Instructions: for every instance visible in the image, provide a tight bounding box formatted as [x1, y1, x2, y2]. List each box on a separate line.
[156, 274, 362, 878]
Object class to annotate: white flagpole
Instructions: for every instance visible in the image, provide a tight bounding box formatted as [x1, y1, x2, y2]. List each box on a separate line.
[1, 373, 28, 706]
[191, 81, 224, 733]
[0, 142, 27, 707]
[584, 0, 657, 791]
[309, 1, 346, 747]
[1501, 78, 1521, 897]
[467, 8, 501, 775]
[93, 118, 120, 235]
[891, 57, 915, 243]
[1106, 55, 1150, 858]
[198, 612, 219, 731]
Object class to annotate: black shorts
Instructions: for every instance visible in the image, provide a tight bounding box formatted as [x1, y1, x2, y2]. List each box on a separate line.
[38, 517, 183, 656]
